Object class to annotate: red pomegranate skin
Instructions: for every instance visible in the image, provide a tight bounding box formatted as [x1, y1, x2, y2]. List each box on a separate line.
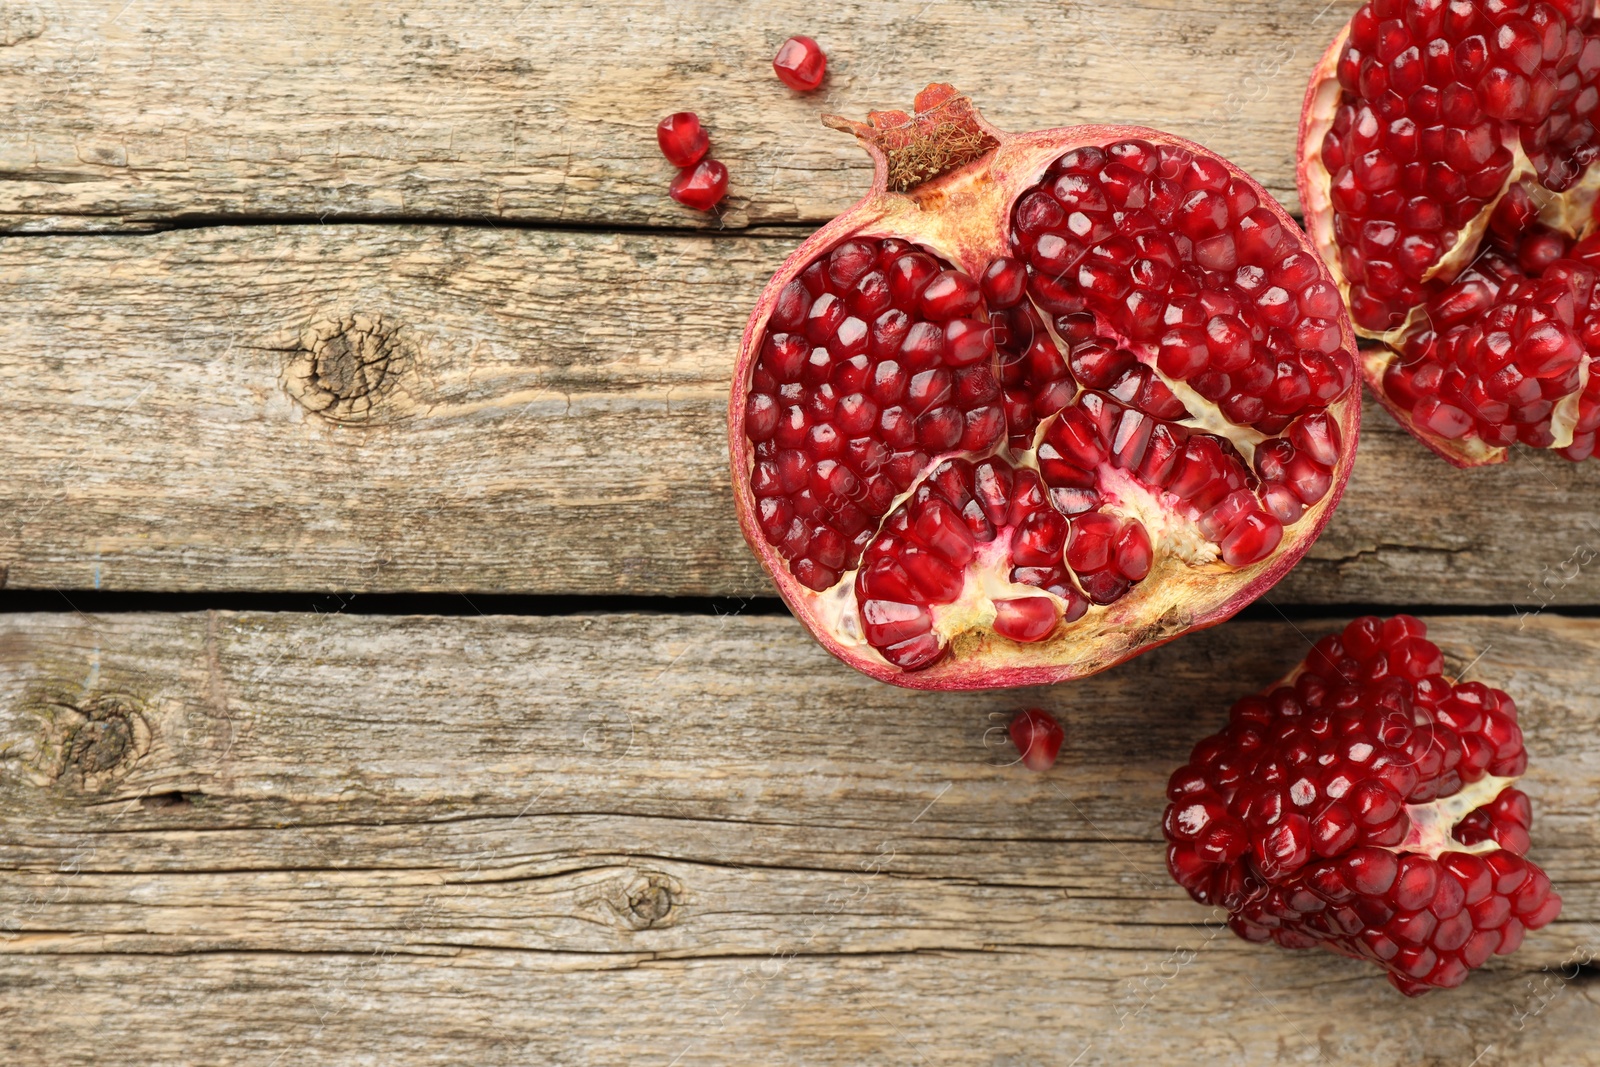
[732, 86, 1361, 689]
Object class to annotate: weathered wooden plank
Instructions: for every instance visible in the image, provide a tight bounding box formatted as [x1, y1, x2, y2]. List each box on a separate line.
[2, 225, 1596, 603]
[3, 948, 1599, 1067]
[0, 613, 1595, 920]
[0, 611, 1597, 1064]
[0, 0, 1355, 231]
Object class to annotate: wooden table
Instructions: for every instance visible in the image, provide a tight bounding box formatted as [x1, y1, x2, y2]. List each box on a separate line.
[2, 2, 1598, 1063]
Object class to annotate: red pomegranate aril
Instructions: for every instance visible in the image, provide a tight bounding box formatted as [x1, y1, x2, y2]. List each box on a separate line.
[1008, 708, 1065, 771]
[670, 159, 729, 211]
[1112, 522, 1153, 581]
[657, 112, 710, 168]
[887, 253, 941, 305]
[992, 597, 1061, 643]
[1220, 512, 1283, 567]
[883, 632, 943, 669]
[920, 271, 983, 320]
[1065, 511, 1116, 572]
[733, 86, 1358, 687]
[1012, 510, 1068, 567]
[1166, 617, 1560, 995]
[773, 35, 827, 92]
[861, 599, 932, 646]
[982, 257, 1029, 307]
[944, 318, 995, 366]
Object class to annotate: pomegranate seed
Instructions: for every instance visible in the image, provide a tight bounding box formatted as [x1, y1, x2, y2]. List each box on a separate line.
[1219, 512, 1283, 567]
[919, 270, 983, 320]
[1008, 708, 1065, 771]
[773, 35, 826, 92]
[992, 596, 1061, 643]
[1066, 512, 1117, 572]
[981, 256, 1029, 308]
[656, 112, 709, 168]
[943, 317, 995, 366]
[1111, 521, 1153, 580]
[670, 159, 728, 212]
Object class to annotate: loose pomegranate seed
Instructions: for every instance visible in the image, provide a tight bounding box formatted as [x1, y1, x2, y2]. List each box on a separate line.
[670, 159, 728, 212]
[656, 112, 709, 168]
[773, 35, 826, 92]
[1008, 708, 1065, 771]
[1164, 616, 1560, 996]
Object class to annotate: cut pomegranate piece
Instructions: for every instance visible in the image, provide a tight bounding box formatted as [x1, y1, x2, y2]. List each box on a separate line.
[1164, 616, 1560, 996]
[1300, 0, 1600, 466]
[657, 112, 709, 169]
[1009, 708, 1065, 772]
[773, 35, 827, 92]
[732, 85, 1361, 688]
[670, 159, 728, 212]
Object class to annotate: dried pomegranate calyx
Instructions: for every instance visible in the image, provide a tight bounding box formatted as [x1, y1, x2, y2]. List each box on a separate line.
[821, 83, 1002, 193]
[732, 85, 1361, 689]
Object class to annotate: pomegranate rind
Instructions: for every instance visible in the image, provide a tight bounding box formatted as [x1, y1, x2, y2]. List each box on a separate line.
[1296, 27, 1348, 320]
[732, 103, 1360, 690]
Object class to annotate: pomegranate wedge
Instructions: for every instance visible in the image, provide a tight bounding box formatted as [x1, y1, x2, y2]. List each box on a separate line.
[1300, 0, 1600, 465]
[731, 86, 1361, 688]
[1165, 616, 1560, 995]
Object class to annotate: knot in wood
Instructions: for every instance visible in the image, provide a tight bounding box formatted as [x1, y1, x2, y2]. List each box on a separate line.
[626, 872, 677, 928]
[578, 868, 682, 932]
[285, 314, 410, 423]
[34, 694, 153, 791]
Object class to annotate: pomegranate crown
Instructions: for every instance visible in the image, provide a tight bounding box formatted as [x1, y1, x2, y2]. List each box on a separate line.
[822, 83, 1001, 193]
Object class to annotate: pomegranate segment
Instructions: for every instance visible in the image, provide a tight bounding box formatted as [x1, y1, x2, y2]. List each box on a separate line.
[1299, 0, 1600, 465]
[732, 86, 1361, 688]
[1165, 617, 1561, 996]
[748, 238, 1008, 593]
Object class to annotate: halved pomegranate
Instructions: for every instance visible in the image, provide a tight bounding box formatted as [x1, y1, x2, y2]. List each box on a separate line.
[1299, 0, 1600, 465]
[730, 86, 1361, 689]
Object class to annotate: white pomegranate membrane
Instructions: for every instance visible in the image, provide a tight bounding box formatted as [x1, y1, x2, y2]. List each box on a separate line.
[731, 86, 1361, 688]
[1299, 0, 1600, 466]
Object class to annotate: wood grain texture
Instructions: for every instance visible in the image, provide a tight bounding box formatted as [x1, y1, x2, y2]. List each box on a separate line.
[1, 224, 1597, 603]
[2, 611, 1598, 1065]
[0, 0, 1355, 231]
[8, 2, 1600, 1062]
